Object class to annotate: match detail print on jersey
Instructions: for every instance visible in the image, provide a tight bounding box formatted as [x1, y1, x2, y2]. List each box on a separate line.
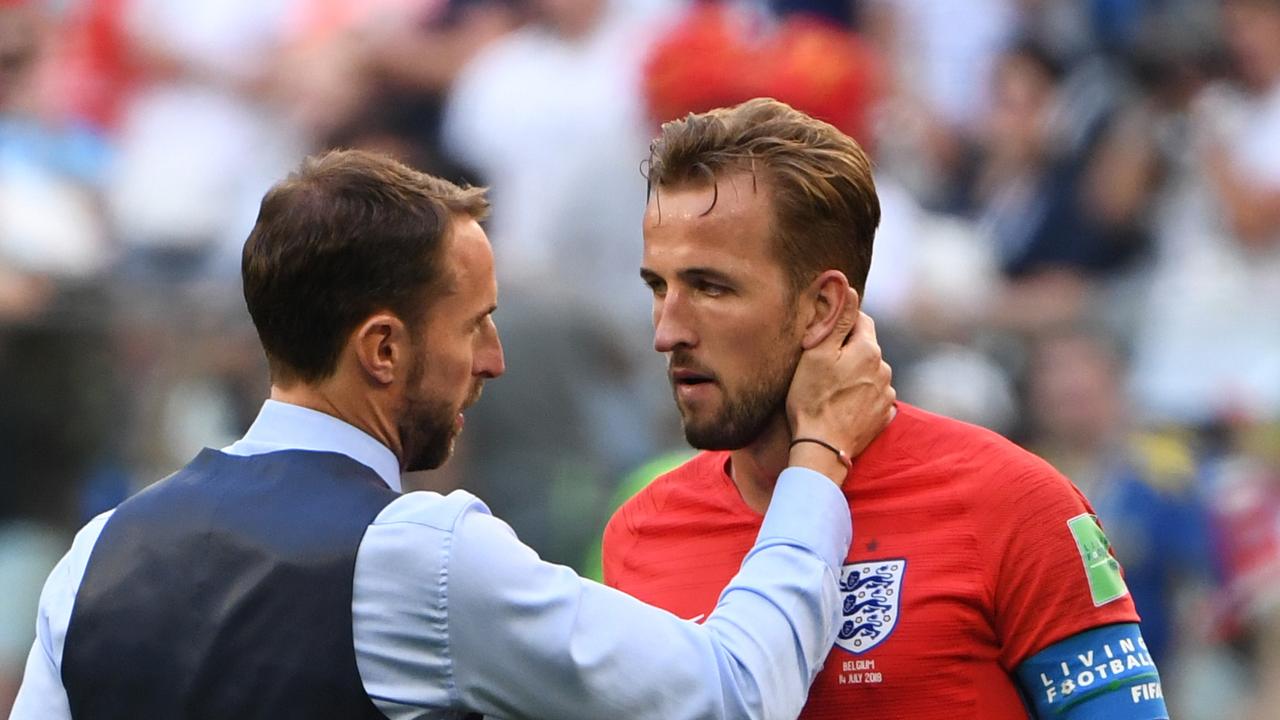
[1067, 514, 1128, 607]
[834, 559, 906, 655]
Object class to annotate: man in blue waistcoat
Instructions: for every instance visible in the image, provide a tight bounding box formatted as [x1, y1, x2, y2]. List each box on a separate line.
[11, 149, 894, 719]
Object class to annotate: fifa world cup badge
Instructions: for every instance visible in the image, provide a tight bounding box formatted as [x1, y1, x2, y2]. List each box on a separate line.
[1067, 514, 1129, 606]
[834, 559, 907, 654]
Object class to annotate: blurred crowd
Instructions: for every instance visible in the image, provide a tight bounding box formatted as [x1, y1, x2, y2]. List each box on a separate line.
[1, 0, 1278, 716]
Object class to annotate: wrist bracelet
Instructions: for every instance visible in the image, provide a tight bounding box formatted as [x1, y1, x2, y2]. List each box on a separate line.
[789, 437, 853, 471]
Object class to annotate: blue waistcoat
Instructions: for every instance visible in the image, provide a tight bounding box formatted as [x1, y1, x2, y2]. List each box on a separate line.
[61, 448, 398, 719]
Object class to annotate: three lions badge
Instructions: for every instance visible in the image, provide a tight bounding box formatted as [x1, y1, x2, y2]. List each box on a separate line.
[835, 559, 906, 654]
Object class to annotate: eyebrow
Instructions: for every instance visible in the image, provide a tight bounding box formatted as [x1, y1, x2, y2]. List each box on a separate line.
[678, 267, 736, 286]
[639, 266, 738, 286]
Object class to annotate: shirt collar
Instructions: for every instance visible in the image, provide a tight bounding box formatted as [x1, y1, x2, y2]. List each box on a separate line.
[222, 399, 403, 492]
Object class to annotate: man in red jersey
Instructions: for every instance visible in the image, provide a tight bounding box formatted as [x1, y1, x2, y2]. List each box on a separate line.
[603, 98, 1169, 719]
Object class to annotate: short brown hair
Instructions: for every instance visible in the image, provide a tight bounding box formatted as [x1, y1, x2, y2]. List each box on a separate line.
[242, 149, 488, 384]
[645, 97, 880, 296]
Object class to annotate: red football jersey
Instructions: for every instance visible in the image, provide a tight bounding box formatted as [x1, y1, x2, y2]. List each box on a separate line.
[603, 403, 1140, 719]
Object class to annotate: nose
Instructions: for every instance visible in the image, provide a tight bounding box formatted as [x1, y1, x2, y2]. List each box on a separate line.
[476, 322, 505, 379]
[653, 288, 696, 353]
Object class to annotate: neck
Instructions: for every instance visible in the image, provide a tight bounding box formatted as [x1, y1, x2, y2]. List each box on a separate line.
[553, 0, 604, 41]
[270, 380, 405, 467]
[1262, 64, 1280, 93]
[728, 413, 793, 514]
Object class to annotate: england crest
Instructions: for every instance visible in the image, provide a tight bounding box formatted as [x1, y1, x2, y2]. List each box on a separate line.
[834, 559, 906, 655]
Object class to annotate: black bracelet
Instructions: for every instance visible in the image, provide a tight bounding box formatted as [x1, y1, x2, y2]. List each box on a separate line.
[789, 437, 853, 470]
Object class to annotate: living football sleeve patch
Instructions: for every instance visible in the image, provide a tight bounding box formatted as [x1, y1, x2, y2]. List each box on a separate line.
[1016, 623, 1168, 719]
[1067, 514, 1129, 606]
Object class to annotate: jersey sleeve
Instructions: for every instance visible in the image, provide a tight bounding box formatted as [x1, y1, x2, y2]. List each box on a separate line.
[1015, 623, 1168, 719]
[983, 457, 1140, 670]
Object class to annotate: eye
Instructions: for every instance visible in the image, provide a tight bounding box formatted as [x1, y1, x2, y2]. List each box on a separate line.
[696, 280, 729, 297]
[644, 277, 667, 297]
[473, 311, 496, 333]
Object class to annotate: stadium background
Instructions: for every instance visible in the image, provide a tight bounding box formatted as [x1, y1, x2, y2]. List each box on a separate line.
[1, 0, 1278, 716]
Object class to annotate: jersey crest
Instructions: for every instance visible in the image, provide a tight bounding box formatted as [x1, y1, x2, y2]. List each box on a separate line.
[835, 559, 906, 655]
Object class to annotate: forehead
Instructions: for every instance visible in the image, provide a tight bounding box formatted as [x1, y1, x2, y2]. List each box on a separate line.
[438, 216, 495, 304]
[642, 171, 778, 269]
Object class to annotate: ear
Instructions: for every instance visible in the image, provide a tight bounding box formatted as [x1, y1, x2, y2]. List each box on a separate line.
[351, 312, 410, 386]
[800, 271, 859, 350]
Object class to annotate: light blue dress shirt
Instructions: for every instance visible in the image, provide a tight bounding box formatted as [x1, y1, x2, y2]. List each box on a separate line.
[11, 399, 852, 719]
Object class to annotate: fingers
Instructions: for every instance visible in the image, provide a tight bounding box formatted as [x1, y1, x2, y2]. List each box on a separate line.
[839, 311, 883, 380]
[847, 309, 876, 347]
[786, 304, 896, 461]
[816, 288, 859, 354]
[834, 287, 858, 342]
[879, 359, 896, 419]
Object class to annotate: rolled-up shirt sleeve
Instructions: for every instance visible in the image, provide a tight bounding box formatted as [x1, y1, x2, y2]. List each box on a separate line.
[448, 467, 851, 719]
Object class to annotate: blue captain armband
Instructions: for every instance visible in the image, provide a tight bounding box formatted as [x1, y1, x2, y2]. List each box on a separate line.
[1015, 623, 1169, 719]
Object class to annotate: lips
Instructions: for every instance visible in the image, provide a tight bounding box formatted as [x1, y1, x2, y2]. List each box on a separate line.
[455, 383, 485, 431]
[669, 364, 718, 409]
[670, 367, 716, 386]
[462, 383, 484, 411]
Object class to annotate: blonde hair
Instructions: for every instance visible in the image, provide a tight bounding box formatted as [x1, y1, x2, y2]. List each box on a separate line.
[645, 98, 879, 295]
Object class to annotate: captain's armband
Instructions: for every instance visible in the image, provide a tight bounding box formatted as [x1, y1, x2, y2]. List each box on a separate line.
[1015, 623, 1168, 719]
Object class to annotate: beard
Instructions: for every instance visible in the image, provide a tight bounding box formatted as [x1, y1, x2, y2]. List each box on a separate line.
[399, 390, 457, 472]
[399, 354, 483, 472]
[673, 345, 800, 451]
